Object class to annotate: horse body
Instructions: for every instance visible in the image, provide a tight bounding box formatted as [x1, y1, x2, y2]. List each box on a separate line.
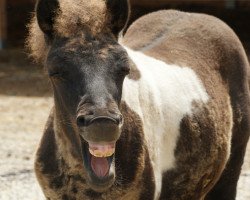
[28, 1, 250, 199]
[122, 47, 211, 199]
[122, 10, 250, 199]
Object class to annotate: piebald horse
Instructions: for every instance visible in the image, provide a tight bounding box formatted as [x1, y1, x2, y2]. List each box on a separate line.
[27, 0, 250, 199]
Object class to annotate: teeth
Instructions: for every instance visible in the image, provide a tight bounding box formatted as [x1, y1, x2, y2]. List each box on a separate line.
[88, 142, 116, 158]
[89, 148, 115, 157]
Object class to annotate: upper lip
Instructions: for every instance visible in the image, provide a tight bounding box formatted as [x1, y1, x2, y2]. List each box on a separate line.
[88, 141, 116, 158]
[89, 116, 121, 125]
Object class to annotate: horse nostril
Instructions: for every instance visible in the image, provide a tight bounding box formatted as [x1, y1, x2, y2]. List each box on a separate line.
[108, 110, 123, 124]
[77, 114, 95, 127]
[114, 114, 123, 125]
[77, 115, 87, 127]
[112, 114, 123, 125]
[119, 115, 123, 124]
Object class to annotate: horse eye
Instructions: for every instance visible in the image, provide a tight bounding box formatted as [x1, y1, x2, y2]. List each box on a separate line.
[48, 71, 61, 77]
[120, 65, 130, 75]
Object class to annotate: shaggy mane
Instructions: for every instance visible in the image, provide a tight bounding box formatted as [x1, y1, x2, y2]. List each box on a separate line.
[27, 0, 108, 62]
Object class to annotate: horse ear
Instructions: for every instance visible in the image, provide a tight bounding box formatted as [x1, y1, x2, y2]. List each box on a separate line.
[36, 0, 59, 38]
[106, 0, 130, 37]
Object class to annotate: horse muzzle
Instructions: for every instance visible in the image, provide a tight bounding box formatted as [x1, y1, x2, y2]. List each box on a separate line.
[77, 115, 122, 144]
[77, 114, 122, 191]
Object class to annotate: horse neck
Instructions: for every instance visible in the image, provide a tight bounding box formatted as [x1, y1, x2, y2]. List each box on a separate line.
[53, 108, 83, 169]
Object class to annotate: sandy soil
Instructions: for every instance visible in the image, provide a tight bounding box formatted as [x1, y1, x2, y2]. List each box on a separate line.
[0, 53, 249, 200]
[0, 58, 51, 199]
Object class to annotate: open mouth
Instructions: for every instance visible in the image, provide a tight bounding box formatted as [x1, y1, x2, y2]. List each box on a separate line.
[81, 138, 116, 191]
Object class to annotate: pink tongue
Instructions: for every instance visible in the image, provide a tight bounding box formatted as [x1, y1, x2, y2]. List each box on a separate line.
[88, 142, 115, 177]
[91, 156, 109, 177]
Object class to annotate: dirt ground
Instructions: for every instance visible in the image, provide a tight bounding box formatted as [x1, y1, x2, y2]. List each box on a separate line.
[1, 7, 250, 197]
[0, 52, 51, 199]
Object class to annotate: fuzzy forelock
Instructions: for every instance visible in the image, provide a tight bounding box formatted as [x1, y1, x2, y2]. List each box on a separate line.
[56, 0, 107, 36]
[27, 0, 107, 62]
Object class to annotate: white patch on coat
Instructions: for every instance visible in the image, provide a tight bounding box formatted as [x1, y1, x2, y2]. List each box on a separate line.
[122, 47, 209, 199]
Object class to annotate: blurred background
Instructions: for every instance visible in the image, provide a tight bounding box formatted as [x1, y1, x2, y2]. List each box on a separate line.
[0, 0, 249, 199]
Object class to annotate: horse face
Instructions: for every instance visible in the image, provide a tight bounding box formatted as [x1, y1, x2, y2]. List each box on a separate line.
[46, 32, 130, 190]
[47, 33, 130, 133]
[34, 0, 130, 192]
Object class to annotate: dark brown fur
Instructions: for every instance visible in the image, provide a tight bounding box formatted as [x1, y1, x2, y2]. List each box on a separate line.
[35, 103, 154, 199]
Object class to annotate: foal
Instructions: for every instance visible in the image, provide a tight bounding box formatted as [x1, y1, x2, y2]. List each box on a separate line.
[28, 0, 250, 199]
